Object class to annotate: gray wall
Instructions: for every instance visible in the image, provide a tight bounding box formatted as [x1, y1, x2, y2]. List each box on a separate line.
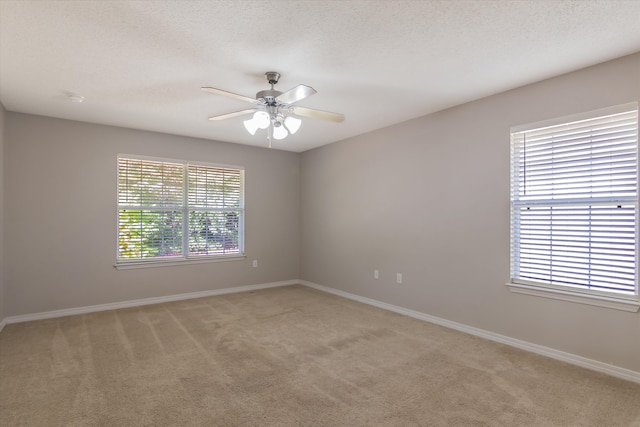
[0, 103, 5, 322]
[4, 114, 300, 316]
[300, 53, 640, 372]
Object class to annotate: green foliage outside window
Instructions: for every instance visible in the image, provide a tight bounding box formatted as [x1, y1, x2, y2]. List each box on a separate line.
[118, 210, 183, 259]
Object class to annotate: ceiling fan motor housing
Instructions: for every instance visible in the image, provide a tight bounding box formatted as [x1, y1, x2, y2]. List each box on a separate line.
[256, 89, 283, 105]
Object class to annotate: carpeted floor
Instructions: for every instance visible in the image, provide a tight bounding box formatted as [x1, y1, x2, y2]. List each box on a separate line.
[1, 285, 639, 426]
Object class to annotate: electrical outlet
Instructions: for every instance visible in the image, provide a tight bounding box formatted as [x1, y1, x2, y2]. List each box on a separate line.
[374, 269, 379, 279]
[396, 273, 402, 284]
[252, 260, 258, 268]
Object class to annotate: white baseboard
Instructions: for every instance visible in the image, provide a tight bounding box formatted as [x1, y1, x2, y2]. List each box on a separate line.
[0, 318, 6, 333]
[4, 280, 299, 325]
[300, 280, 640, 385]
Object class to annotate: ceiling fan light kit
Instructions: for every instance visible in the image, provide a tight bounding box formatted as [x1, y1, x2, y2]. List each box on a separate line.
[243, 111, 270, 135]
[272, 122, 288, 140]
[202, 72, 344, 147]
[284, 116, 301, 134]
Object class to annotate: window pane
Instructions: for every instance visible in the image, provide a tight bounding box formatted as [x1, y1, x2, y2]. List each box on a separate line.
[512, 204, 636, 293]
[188, 211, 240, 256]
[188, 165, 242, 209]
[118, 210, 183, 259]
[118, 158, 184, 207]
[511, 110, 637, 203]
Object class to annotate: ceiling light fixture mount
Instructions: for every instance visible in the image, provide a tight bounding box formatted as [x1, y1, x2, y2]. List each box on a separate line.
[202, 72, 344, 148]
[64, 92, 85, 103]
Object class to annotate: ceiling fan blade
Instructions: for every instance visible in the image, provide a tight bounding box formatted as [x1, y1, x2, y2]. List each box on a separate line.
[292, 106, 345, 122]
[201, 87, 257, 104]
[208, 109, 257, 121]
[276, 84, 317, 105]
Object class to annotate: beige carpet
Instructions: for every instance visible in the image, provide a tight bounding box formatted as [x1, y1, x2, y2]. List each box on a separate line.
[1, 285, 639, 426]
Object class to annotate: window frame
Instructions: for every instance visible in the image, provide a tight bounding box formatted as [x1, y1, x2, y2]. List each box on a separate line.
[507, 103, 640, 312]
[115, 154, 245, 269]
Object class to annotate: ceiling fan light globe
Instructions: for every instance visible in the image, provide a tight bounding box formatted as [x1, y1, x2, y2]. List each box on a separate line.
[284, 116, 301, 134]
[243, 118, 259, 135]
[253, 111, 270, 129]
[273, 125, 288, 140]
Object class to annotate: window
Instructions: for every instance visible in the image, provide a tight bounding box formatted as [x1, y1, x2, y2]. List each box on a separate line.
[117, 156, 244, 265]
[509, 104, 639, 309]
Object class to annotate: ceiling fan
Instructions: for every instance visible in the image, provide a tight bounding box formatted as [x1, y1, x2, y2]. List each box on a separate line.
[202, 72, 344, 146]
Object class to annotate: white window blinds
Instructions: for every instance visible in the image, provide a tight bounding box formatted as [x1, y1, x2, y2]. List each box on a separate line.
[510, 106, 638, 295]
[188, 165, 243, 256]
[117, 157, 244, 262]
[118, 158, 184, 259]
[118, 158, 184, 208]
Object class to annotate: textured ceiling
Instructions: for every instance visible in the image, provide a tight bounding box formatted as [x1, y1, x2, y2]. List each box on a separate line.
[1, 0, 639, 152]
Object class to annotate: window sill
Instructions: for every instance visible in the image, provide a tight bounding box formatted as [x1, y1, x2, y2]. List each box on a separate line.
[506, 282, 640, 312]
[115, 255, 246, 270]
